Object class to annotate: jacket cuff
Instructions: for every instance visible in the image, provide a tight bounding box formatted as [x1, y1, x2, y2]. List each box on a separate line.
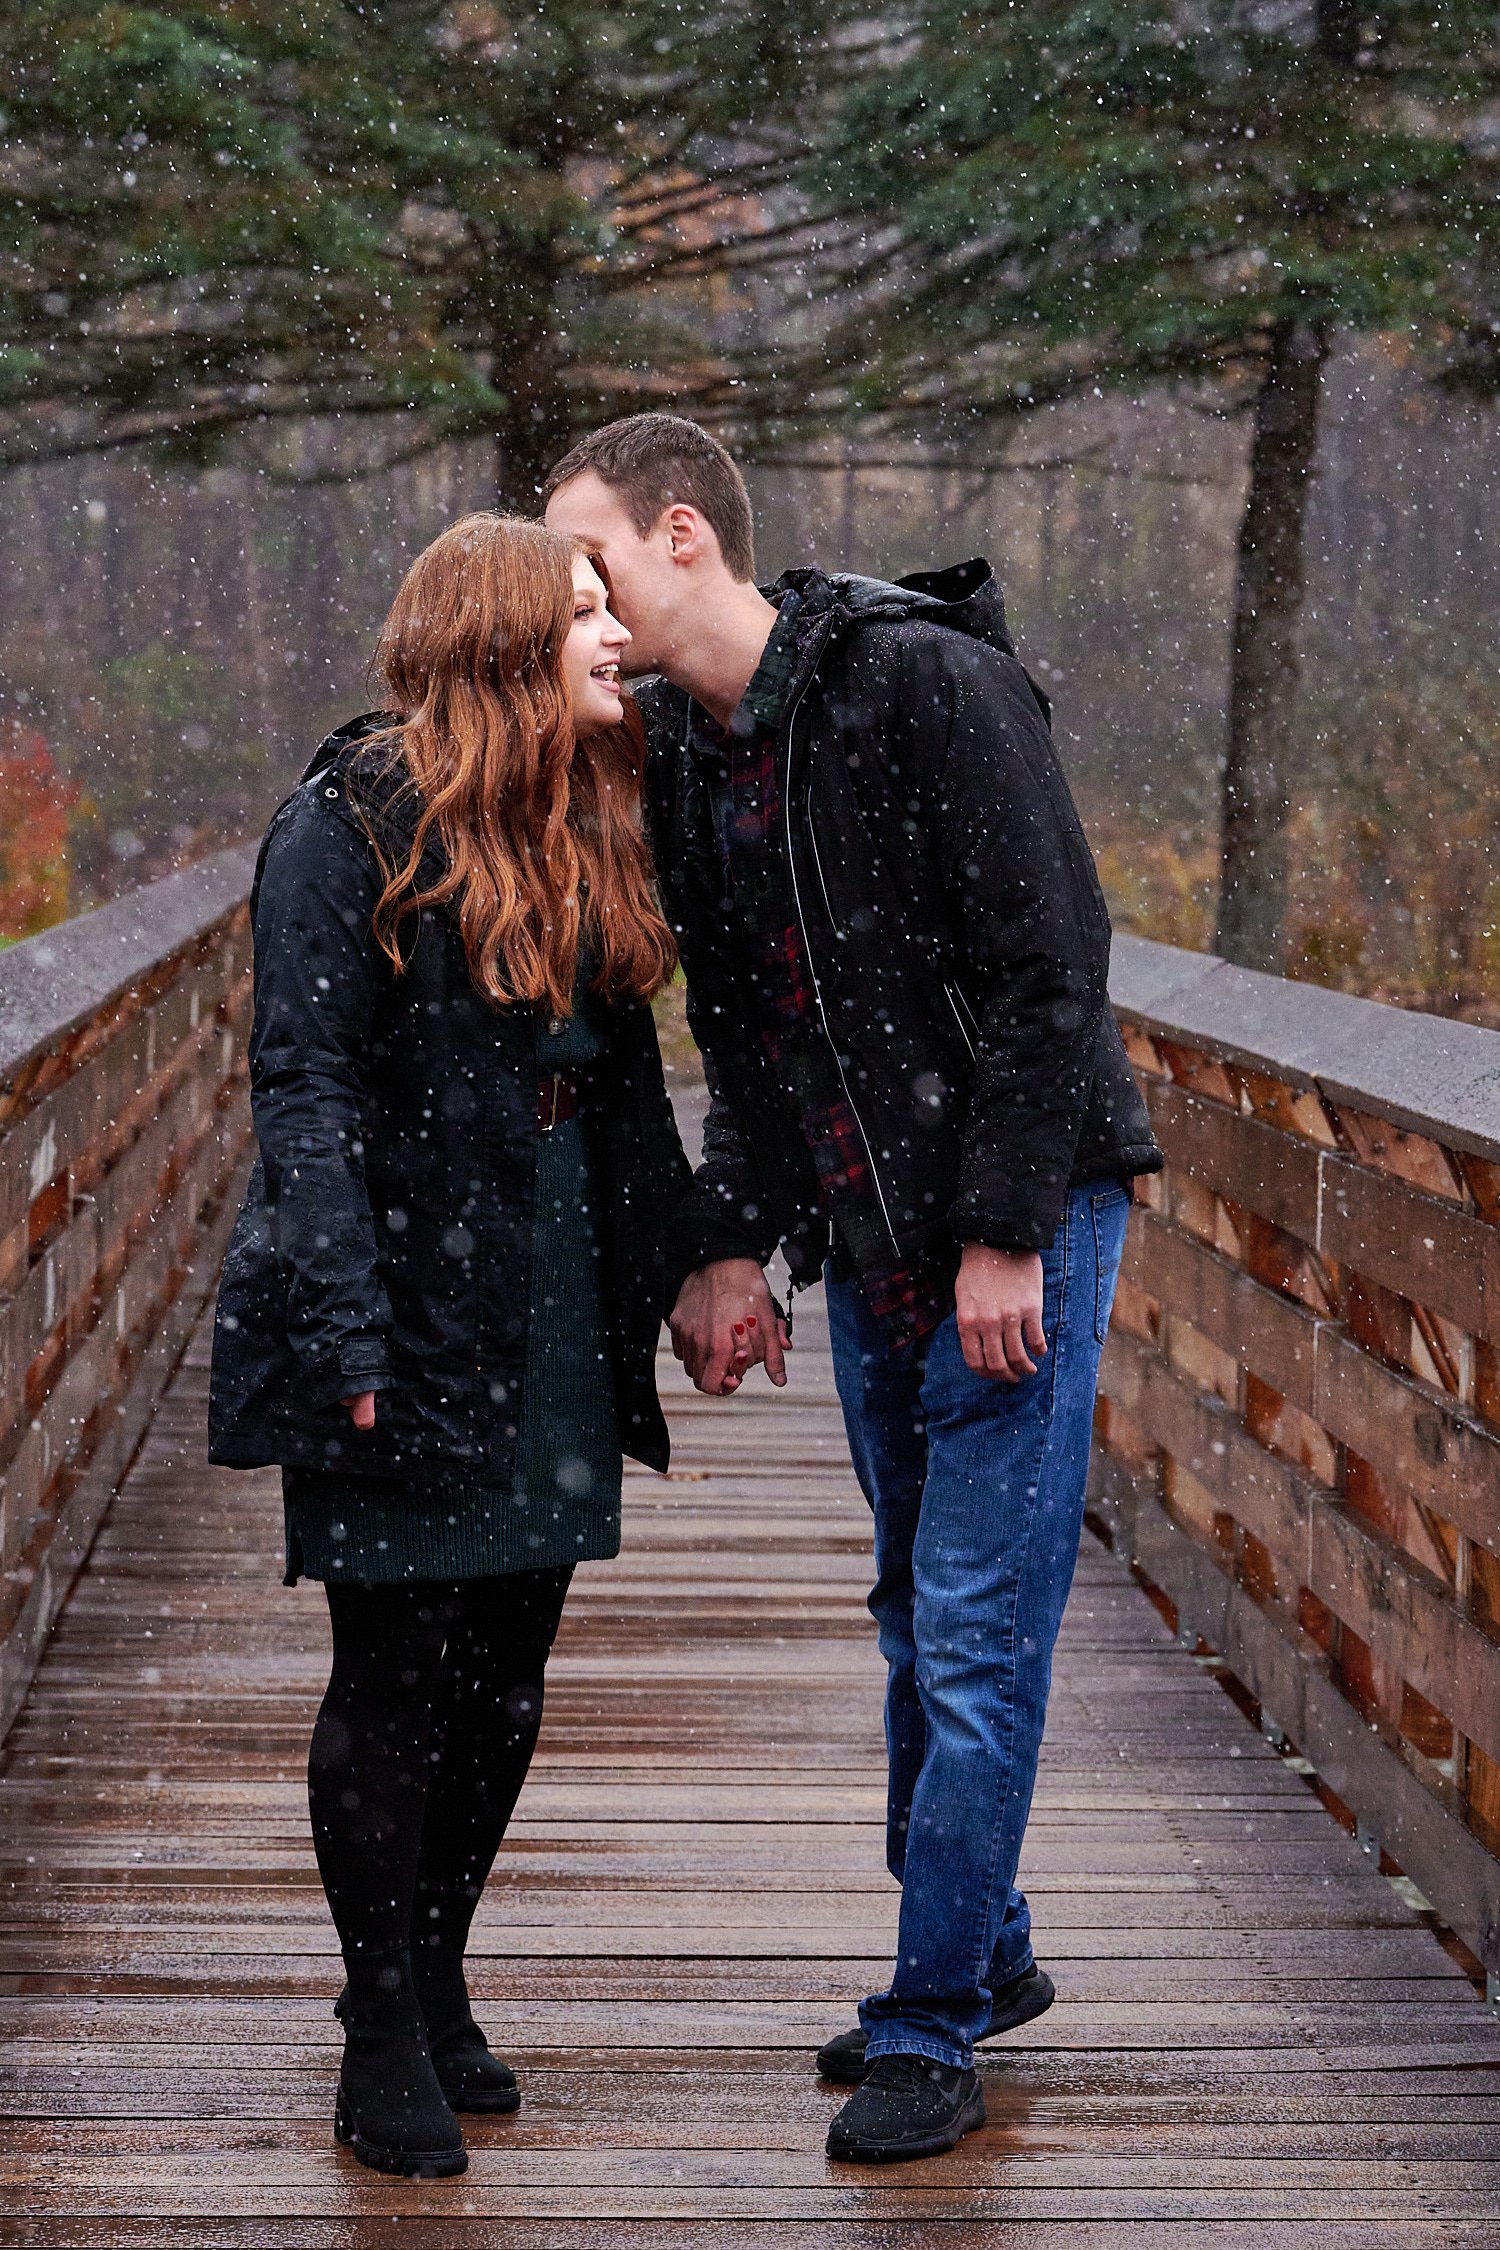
[309, 1338, 396, 1409]
[951, 1184, 1068, 1257]
[663, 1219, 771, 1306]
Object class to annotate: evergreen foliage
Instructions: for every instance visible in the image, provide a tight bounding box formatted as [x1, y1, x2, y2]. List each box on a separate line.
[812, 1, 1499, 421]
[0, 3, 855, 501]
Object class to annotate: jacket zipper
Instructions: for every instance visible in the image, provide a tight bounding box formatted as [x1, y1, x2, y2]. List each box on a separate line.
[807, 780, 837, 930]
[811, 770, 977, 1104]
[809, 767, 977, 1082]
[785, 681, 903, 1260]
[944, 980, 977, 1059]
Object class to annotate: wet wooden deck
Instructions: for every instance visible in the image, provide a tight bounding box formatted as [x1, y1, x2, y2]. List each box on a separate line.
[2, 1291, 1499, 2245]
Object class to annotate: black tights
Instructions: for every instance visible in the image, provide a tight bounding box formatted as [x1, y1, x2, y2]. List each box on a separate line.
[309, 1570, 573, 1972]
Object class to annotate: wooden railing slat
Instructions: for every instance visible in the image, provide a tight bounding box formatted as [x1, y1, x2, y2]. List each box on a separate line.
[1319, 1152, 1494, 1341]
[1313, 1331, 1500, 1563]
[0, 1096, 249, 1602]
[0, 1161, 248, 1742]
[0, 1038, 245, 1449]
[1121, 1209, 1500, 1563]
[1123, 1209, 1325, 1411]
[1145, 1078, 1323, 1237]
[1144, 1078, 1496, 1340]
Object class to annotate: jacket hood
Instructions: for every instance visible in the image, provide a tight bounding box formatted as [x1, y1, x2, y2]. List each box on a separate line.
[769, 557, 1015, 657]
[300, 709, 397, 789]
[296, 709, 451, 880]
[767, 558, 1049, 723]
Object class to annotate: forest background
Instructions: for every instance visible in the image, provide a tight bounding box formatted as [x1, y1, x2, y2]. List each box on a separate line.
[1, 1, 1497, 1023]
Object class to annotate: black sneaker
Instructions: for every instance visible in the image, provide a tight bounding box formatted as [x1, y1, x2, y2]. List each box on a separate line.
[816, 1962, 1054, 2085]
[826, 2052, 985, 2163]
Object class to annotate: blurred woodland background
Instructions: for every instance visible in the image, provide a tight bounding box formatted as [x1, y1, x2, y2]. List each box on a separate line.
[1, 3, 1497, 1019]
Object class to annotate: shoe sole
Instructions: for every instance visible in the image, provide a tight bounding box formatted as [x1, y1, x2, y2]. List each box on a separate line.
[443, 2084, 521, 2115]
[817, 1971, 1055, 2085]
[826, 2081, 986, 2164]
[334, 2093, 469, 2177]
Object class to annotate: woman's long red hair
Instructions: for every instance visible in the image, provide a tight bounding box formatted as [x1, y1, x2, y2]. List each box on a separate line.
[362, 513, 675, 1016]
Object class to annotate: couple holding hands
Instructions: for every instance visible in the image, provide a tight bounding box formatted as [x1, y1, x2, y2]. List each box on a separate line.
[208, 414, 1160, 2176]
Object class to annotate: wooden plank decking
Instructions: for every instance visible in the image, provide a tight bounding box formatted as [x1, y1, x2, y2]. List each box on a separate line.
[2, 1288, 1499, 2245]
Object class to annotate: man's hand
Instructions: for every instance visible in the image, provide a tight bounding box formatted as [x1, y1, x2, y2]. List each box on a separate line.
[955, 1242, 1047, 1382]
[341, 1390, 377, 1429]
[669, 1259, 792, 1395]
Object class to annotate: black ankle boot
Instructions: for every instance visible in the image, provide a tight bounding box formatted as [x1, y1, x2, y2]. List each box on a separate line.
[410, 1940, 521, 2115]
[333, 1947, 468, 2176]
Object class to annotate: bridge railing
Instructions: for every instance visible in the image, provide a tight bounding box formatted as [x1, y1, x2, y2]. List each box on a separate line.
[3, 862, 1499, 1986]
[1096, 935, 1500, 1988]
[0, 848, 257, 1737]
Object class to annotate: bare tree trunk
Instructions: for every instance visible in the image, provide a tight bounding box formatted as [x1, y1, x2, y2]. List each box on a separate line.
[489, 296, 574, 514]
[236, 493, 276, 752]
[837, 439, 858, 566]
[493, 394, 573, 515]
[1315, 0, 1364, 67]
[1214, 316, 1330, 972]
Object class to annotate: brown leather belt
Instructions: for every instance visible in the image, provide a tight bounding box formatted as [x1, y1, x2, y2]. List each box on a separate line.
[538, 1071, 581, 1132]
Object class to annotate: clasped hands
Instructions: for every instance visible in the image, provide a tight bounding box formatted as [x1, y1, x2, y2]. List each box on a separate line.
[667, 1258, 790, 1394]
[665, 1242, 1047, 1399]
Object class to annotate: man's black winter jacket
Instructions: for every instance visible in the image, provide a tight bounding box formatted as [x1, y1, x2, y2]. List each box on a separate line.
[208, 719, 691, 1479]
[640, 559, 1160, 1304]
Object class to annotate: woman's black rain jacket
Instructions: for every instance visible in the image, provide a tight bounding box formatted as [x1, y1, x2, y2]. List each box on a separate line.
[208, 717, 691, 1480]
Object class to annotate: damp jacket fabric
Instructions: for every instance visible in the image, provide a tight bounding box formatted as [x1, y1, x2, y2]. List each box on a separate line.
[638, 559, 1161, 1326]
[208, 716, 691, 1480]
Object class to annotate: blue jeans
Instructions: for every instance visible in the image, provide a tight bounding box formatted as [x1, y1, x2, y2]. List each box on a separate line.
[825, 1181, 1129, 2070]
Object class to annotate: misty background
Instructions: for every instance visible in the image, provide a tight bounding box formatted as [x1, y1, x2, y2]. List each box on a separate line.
[4, 335, 1494, 1017]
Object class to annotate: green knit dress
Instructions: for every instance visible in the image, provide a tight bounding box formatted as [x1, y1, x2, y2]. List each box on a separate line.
[281, 998, 621, 1584]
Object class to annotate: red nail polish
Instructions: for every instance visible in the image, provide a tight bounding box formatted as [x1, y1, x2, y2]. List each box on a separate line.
[746, 1314, 757, 1327]
[733, 1323, 745, 1334]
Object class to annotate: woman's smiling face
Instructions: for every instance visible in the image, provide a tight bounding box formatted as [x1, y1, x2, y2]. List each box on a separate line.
[563, 554, 631, 733]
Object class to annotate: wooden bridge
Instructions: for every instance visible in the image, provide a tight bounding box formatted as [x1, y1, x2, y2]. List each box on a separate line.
[1, 854, 1498, 2242]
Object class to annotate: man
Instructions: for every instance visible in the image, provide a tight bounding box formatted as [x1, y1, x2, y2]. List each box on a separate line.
[545, 415, 1160, 2163]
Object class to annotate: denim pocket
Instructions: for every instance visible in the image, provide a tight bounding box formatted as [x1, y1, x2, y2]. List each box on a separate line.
[1091, 1185, 1130, 1344]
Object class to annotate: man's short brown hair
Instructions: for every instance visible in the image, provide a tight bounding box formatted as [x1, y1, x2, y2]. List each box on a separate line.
[543, 414, 756, 581]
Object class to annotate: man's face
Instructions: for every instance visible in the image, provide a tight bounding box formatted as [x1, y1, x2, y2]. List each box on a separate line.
[544, 470, 675, 676]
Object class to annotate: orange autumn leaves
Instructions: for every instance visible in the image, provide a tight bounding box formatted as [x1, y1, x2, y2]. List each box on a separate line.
[0, 722, 83, 943]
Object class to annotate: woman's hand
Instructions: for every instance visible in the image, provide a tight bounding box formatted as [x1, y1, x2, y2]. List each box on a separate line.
[670, 1260, 791, 1394]
[341, 1391, 377, 1429]
[955, 1243, 1047, 1382]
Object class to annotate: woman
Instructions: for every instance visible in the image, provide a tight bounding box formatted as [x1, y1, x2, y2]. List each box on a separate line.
[209, 516, 688, 2179]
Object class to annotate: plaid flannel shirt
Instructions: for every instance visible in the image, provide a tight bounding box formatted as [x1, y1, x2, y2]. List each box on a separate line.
[687, 594, 944, 1345]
